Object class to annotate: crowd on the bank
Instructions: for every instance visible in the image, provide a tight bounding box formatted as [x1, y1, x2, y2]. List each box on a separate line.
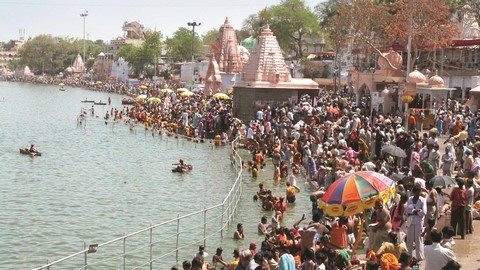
[7, 75, 479, 270]
[166, 89, 480, 270]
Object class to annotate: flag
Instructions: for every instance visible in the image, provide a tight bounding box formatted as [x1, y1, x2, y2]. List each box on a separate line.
[210, 43, 219, 52]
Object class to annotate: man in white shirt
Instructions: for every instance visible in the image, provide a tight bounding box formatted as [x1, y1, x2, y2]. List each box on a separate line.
[246, 126, 255, 140]
[424, 230, 456, 270]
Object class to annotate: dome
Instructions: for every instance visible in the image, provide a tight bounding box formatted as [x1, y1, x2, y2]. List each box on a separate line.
[98, 52, 105, 57]
[428, 72, 444, 86]
[408, 69, 426, 83]
[378, 49, 403, 70]
[240, 36, 257, 52]
[65, 67, 73, 73]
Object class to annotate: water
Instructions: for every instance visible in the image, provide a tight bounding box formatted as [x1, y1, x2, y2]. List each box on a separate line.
[0, 81, 313, 269]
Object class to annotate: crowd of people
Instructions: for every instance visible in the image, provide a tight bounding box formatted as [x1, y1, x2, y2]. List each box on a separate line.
[5, 75, 480, 270]
[166, 90, 480, 270]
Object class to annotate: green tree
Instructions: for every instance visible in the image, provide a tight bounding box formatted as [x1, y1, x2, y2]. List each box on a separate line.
[202, 28, 219, 48]
[165, 27, 202, 62]
[267, 0, 321, 58]
[15, 35, 104, 75]
[235, 29, 251, 43]
[17, 35, 57, 74]
[113, 31, 162, 77]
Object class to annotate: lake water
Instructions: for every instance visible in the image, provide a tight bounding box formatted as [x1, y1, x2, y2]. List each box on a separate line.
[0, 81, 313, 269]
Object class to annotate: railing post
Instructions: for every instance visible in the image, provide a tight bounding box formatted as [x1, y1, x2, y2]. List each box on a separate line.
[221, 204, 224, 238]
[176, 215, 180, 264]
[149, 226, 153, 270]
[84, 242, 87, 270]
[227, 193, 231, 226]
[203, 207, 207, 248]
[123, 233, 126, 270]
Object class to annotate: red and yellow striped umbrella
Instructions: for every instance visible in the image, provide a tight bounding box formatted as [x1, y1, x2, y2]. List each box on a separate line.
[318, 171, 395, 216]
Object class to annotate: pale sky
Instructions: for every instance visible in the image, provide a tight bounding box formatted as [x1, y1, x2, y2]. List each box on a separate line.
[0, 0, 322, 42]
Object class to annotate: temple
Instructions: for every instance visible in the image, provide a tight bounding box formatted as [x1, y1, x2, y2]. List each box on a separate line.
[214, 17, 243, 74]
[233, 25, 318, 122]
[203, 17, 248, 93]
[71, 54, 86, 73]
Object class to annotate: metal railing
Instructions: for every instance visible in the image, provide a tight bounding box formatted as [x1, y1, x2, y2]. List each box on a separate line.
[33, 136, 243, 270]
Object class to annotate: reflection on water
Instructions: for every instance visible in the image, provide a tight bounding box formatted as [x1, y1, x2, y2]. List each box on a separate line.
[0, 82, 314, 269]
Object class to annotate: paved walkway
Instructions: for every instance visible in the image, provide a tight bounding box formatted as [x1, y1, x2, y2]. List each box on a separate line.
[451, 219, 480, 270]
[419, 134, 479, 269]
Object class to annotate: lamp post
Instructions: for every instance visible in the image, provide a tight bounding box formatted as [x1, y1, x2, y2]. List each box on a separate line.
[404, 0, 413, 130]
[187, 22, 201, 62]
[80, 11, 88, 65]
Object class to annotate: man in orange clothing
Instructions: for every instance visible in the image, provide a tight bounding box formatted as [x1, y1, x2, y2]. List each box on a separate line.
[408, 113, 416, 131]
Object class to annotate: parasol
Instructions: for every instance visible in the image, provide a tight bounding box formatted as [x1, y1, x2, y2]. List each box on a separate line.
[136, 94, 147, 100]
[176, 88, 189, 93]
[213, 93, 230, 100]
[381, 144, 407, 158]
[430, 175, 455, 188]
[160, 88, 173, 93]
[147, 97, 161, 103]
[180, 90, 194, 97]
[318, 171, 395, 217]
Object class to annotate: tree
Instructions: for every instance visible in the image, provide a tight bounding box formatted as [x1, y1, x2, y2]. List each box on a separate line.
[314, 0, 349, 28]
[3, 40, 17, 51]
[114, 31, 163, 76]
[384, 0, 458, 71]
[165, 27, 202, 62]
[241, 11, 268, 38]
[15, 35, 103, 75]
[301, 59, 329, 78]
[268, 0, 321, 58]
[235, 29, 251, 42]
[202, 28, 219, 48]
[17, 35, 57, 74]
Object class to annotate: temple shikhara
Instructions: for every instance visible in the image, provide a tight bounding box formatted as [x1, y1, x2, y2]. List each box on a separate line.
[204, 18, 249, 94]
[232, 25, 318, 122]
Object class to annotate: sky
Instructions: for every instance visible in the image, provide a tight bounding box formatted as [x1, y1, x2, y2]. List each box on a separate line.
[0, 0, 322, 42]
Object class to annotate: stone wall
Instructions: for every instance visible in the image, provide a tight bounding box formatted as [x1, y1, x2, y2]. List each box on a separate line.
[233, 87, 300, 122]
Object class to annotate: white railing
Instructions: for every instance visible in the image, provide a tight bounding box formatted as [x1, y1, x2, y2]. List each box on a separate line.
[33, 136, 243, 270]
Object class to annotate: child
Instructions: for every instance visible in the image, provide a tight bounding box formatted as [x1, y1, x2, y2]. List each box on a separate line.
[440, 225, 455, 250]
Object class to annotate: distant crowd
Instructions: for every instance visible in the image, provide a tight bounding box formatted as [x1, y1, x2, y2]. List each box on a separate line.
[5, 74, 480, 270]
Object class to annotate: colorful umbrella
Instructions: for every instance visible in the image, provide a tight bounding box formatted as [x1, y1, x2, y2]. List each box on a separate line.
[147, 97, 161, 103]
[139, 85, 148, 89]
[136, 94, 147, 100]
[180, 90, 194, 97]
[318, 171, 395, 216]
[213, 93, 230, 100]
[160, 88, 173, 93]
[176, 88, 189, 93]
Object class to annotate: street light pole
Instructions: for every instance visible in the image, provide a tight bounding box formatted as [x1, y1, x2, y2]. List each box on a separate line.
[404, 0, 413, 130]
[187, 22, 201, 62]
[80, 11, 88, 65]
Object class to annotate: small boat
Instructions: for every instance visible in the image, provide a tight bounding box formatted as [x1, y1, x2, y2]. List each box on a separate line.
[81, 99, 95, 103]
[172, 164, 192, 173]
[59, 87, 66, 91]
[19, 148, 42, 156]
[94, 102, 107, 105]
[121, 98, 136, 105]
